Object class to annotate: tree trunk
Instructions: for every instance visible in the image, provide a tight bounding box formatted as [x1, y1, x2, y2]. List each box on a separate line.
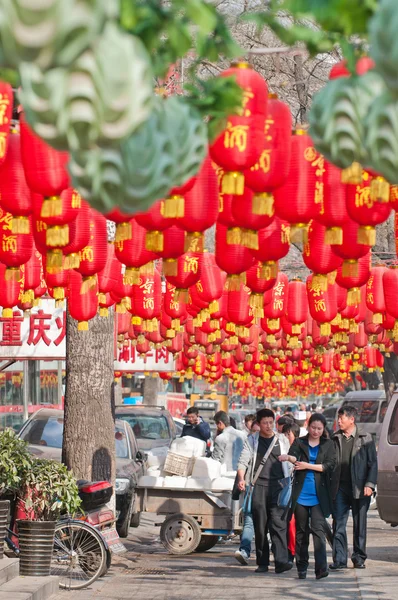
[62, 309, 115, 485]
[143, 375, 163, 406]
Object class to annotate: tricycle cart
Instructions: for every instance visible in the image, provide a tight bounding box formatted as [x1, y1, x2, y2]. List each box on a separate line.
[136, 486, 240, 555]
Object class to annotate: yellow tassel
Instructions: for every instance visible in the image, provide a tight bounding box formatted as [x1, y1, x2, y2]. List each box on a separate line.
[116, 303, 126, 314]
[209, 300, 219, 314]
[249, 293, 264, 318]
[171, 318, 180, 330]
[210, 319, 220, 330]
[320, 323, 331, 336]
[290, 224, 308, 244]
[163, 259, 178, 276]
[22, 289, 34, 304]
[349, 320, 359, 333]
[184, 231, 204, 253]
[46, 249, 63, 273]
[123, 268, 140, 285]
[331, 314, 341, 326]
[357, 226, 376, 246]
[98, 293, 106, 304]
[41, 196, 62, 218]
[266, 334, 276, 344]
[5, 267, 20, 281]
[46, 224, 69, 247]
[342, 259, 358, 277]
[370, 176, 390, 203]
[347, 288, 361, 306]
[78, 321, 89, 331]
[166, 328, 176, 339]
[174, 289, 188, 302]
[227, 227, 243, 245]
[12, 216, 30, 234]
[55, 299, 65, 308]
[53, 287, 65, 300]
[373, 313, 383, 324]
[291, 324, 302, 334]
[162, 195, 185, 218]
[80, 275, 97, 294]
[141, 262, 155, 276]
[324, 226, 343, 245]
[121, 297, 131, 311]
[222, 171, 245, 195]
[237, 326, 250, 338]
[288, 336, 299, 348]
[64, 253, 80, 269]
[2, 308, 13, 318]
[145, 231, 163, 252]
[226, 273, 246, 291]
[226, 322, 236, 333]
[341, 162, 362, 184]
[131, 316, 142, 325]
[311, 274, 328, 291]
[241, 229, 259, 250]
[252, 192, 274, 216]
[267, 318, 280, 330]
[260, 261, 278, 280]
[115, 222, 132, 243]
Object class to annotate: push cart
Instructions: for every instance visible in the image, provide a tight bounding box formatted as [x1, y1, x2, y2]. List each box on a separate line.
[136, 486, 240, 555]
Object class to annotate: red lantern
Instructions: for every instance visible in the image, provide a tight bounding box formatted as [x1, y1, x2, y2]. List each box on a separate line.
[19, 114, 69, 211]
[329, 57, 375, 79]
[286, 280, 308, 333]
[115, 218, 157, 283]
[315, 161, 348, 244]
[178, 156, 219, 252]
[0, 82, 13, 166]
[303, 220, 342, 290]
[0, 209, 32, 279]
[383, 267, 398, 335]
[155, 225, 185, 277]
[44, 254, 70, 304]
[230, 186, 274, 250]
[135, 200, 175, 252]
[250, 216, 290, 280]
[106, 208, 134, 243]
[215, 223, 254, 289]
[67, 271, 98, 329]
[227, 284, 252, 335]
[331, 218, 372, 277]
[263, 272, 288, 330]
[0, 131, 32, 234]
[246, 261, 276, 318]
[273, 131, 319, 241]
[98, 243, 122, 302]
[76, 210, 107, 292]
[195, 252, 226, 314]
[133, 269, 162, 331]
[0, 263, 21, 317]
[336, 252, 371, 306]
[210, 63, 268, 194]
[165, 252, 202, 301]
[346, 171, 391, 246]
[366, 265, 387, 324]
[32, 188, 80, 247]
[217, 189, 237, 228]
[306, 275, 337, 336]
[22, 250, 42, 304]
[61, 199, 91, 269]
[244, 93, 292, 216]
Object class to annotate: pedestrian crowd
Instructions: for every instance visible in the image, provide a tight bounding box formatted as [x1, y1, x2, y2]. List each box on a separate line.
[180, 402, 377, 579]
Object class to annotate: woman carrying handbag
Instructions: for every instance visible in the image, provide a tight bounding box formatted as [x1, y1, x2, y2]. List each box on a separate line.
[279, 413, 336, 580]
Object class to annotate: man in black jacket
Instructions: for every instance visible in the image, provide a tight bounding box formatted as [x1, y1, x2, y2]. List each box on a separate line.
[181, 407, 211, 443]
[330, 405, 378, 570]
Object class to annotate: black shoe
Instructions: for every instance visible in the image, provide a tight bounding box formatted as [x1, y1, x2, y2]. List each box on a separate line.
[275, 562, 293, 574]
[255, 565, 269, 573]
[316, 570, 329, 580]
[353, 562, 366, 569]
[329, 563, 347, 571]
[298, 571, 307, 580]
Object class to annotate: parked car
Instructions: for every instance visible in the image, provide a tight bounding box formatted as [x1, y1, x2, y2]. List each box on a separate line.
[173, 417, 185, 436]
[115, 405, 176, 452]
[322, 403, 341, 436]
[375, 392, 398, 525]
[339, 391, 388, 444]
[18, 409, 146, 538]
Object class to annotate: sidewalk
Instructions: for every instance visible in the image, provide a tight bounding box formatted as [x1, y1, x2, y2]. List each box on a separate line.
[51, 512, 398, 600]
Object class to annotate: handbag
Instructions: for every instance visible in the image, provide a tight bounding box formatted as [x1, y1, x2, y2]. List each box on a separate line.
[242, 436, 277, 515]
[277, 474, 293, 508]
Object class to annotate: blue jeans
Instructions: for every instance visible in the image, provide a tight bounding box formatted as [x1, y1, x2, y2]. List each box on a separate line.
[240, 512, 254, 558]
[332, 489, 371, 566]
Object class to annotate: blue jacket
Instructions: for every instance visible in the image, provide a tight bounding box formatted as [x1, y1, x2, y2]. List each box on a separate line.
[181, 419, 211, 442]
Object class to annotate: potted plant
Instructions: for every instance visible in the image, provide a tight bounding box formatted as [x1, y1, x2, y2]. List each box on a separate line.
[0, 429, 33, 559]
[17, 458, 81, 576]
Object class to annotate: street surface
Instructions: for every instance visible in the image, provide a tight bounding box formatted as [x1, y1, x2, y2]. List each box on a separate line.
[52, 511, 398, 600]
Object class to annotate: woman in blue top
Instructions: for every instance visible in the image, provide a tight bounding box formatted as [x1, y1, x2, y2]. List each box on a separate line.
[279, 413, 336, 580]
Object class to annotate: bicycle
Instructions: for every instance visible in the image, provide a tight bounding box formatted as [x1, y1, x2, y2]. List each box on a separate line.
[6, 514, 109, 590]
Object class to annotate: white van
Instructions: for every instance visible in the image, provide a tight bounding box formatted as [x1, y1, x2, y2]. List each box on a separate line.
[377, 392, 398, 525]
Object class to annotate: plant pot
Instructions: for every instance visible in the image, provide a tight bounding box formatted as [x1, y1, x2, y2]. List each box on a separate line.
[0, 500, 9, 559]
[17, 520, 56, 576]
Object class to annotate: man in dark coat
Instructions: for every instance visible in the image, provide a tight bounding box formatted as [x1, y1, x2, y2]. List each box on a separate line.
[181, 406, 211, 443]
[330, 405, 378, 570]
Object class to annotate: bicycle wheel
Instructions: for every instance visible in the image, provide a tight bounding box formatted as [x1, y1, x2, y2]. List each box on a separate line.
[51, 521, 107, 590]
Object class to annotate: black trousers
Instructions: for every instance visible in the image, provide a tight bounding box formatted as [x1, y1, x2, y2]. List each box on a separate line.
[332, 488, 371, 566]
[252, 484, 288, 567]
[295, 503, 327, 575]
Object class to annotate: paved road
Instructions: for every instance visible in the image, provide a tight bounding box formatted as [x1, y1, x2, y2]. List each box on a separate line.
[52, 511, 398, 600]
